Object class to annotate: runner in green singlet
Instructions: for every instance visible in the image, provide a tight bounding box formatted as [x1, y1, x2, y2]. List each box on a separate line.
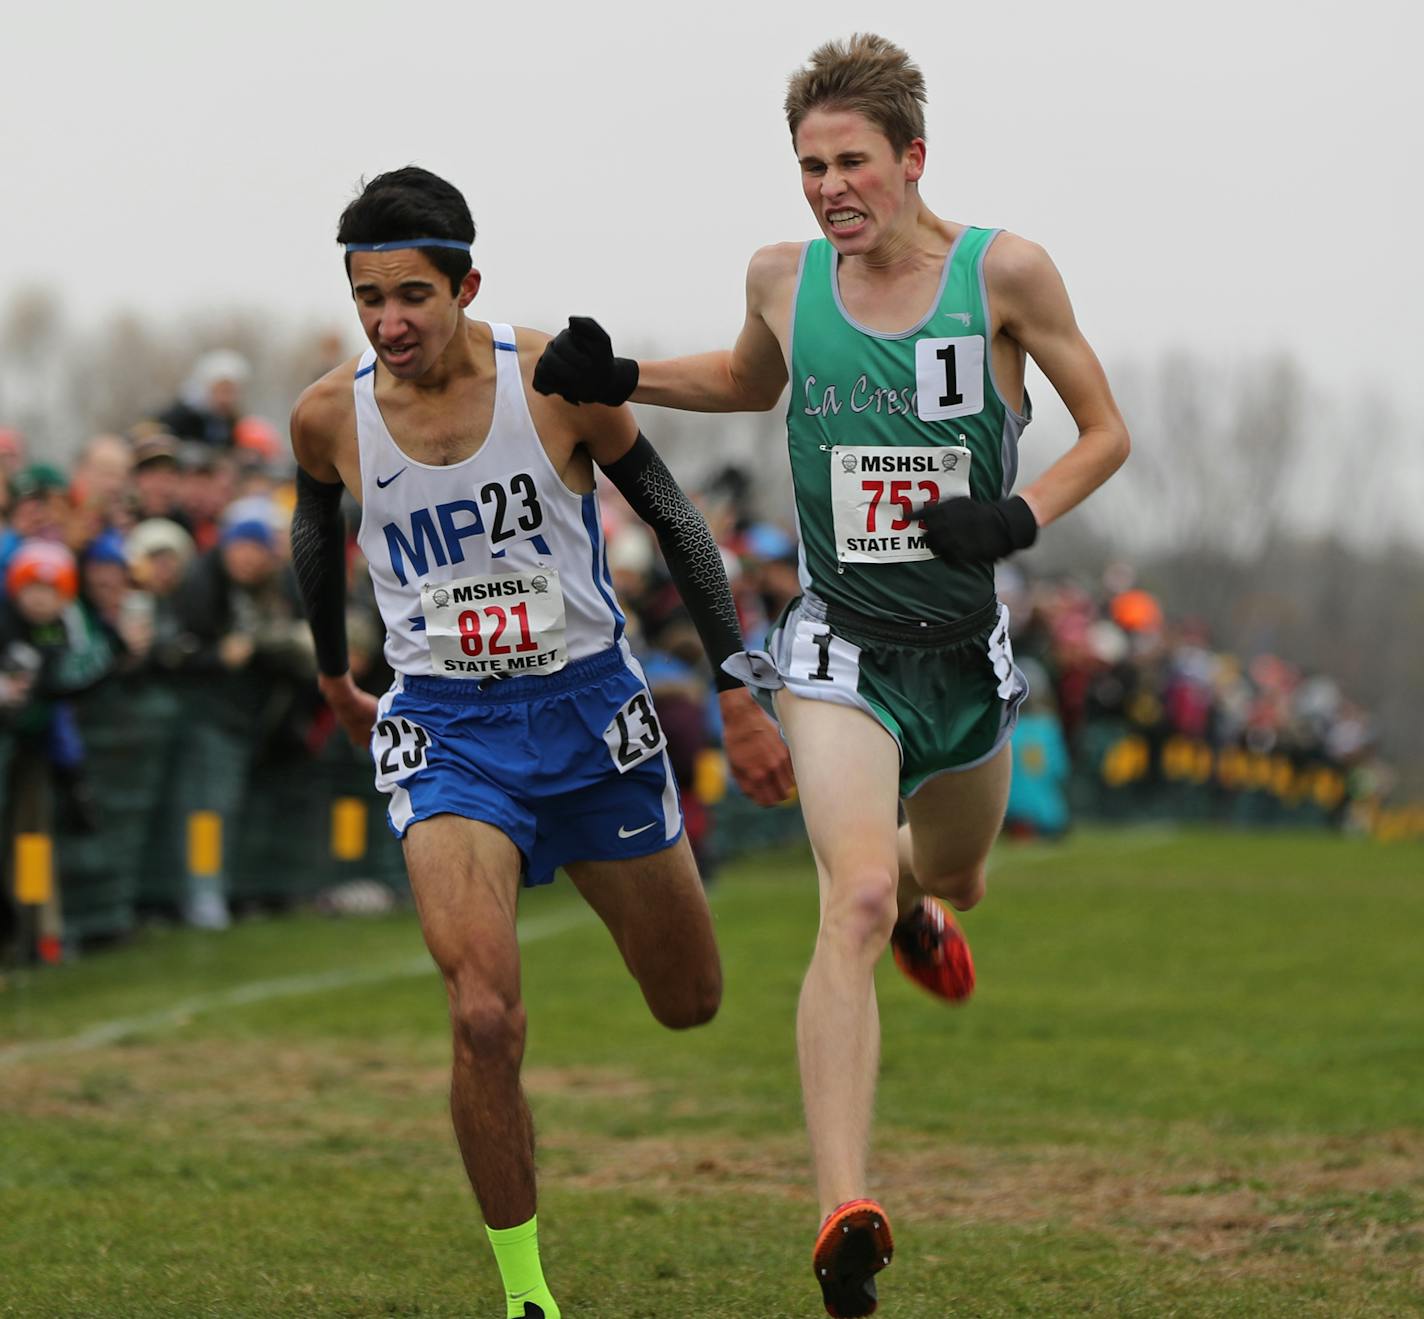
[534, 35, 1129, 1317]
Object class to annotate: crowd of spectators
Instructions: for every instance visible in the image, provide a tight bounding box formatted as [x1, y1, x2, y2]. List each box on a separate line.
[995, 561, 1390, 837]
[0, 348, 1412, 960]
[0, 352, 316, 948]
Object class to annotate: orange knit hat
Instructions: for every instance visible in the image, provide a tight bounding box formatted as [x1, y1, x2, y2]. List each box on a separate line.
[6, 540, 79, 601]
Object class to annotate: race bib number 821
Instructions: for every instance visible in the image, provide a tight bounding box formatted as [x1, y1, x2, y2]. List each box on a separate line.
[421, 569, 568, 678]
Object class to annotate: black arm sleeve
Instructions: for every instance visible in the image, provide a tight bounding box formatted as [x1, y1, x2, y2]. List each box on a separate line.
[599, 434, 745, 691]
[290, 468, 350, 677]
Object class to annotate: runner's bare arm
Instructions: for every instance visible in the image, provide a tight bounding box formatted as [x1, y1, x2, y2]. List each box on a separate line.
[632, 246, 795, 412]
[534, 246, 796, 415]
[991, 236, 1130, 527]
[290, 375, 377, 747]
[577, 405, 795, 805]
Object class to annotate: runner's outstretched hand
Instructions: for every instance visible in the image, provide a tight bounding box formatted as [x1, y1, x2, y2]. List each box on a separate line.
[919, 495, 1038, 566]
[533, 316, 639, 407]
[318, 671, 379, 749]
[719, 688, 795, 806]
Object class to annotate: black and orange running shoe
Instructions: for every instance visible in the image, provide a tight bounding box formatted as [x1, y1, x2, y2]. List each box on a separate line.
[813, 1198, 895, 1317]
[890, 897, 976, 1002]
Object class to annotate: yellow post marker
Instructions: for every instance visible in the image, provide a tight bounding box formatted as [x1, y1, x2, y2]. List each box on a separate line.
[693, 748, 727, 805]
[187, 811, 223, 878]
[14, 833, 54, 906]
[331, 797, 368, 862]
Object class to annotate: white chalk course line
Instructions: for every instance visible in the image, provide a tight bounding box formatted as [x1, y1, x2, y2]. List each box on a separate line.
[0, 906, 593, 1068]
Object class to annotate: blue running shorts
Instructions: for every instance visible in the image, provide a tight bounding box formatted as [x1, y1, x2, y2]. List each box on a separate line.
[371, 645, 683, 886]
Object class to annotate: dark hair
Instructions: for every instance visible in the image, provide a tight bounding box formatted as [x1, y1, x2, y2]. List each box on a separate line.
[336, 166, 476, 295]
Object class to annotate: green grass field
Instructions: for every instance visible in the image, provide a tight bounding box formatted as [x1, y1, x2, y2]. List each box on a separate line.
[3, 827, 1422, 1317]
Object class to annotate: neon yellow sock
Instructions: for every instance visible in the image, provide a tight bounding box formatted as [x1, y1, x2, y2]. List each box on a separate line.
[485, 1215, 560, 1319]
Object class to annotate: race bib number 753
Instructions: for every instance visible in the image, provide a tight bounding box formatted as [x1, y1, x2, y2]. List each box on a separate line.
[830, 445, 971, 563]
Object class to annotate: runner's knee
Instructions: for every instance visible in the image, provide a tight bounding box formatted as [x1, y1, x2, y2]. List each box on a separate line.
[647, 961, 722, 1031]
[447, 978, 527, 1066]
[822, 867, 898, 952]
[919, 862, 986, 912]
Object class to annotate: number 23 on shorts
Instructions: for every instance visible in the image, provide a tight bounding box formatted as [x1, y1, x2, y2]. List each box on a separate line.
[373, 716, 432, 789]
[603, 690, 666, 773]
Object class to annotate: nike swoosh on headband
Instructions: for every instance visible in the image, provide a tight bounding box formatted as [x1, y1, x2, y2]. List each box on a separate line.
[344, 238, 472, 253]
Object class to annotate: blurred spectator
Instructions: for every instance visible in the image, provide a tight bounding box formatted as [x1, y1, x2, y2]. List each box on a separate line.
[736, 520, 799, 646]
[1003, 659, 1072, 840]
[125, 517, 195, 598]
[0, 427, 26, 478]
[0, 542, 117, 847]
[233, 416, 284, 472]
[128, 433, 192, 531]
[165, 514, 314, 928]
[157, 350, 251, 449]
[69, 435, 134, 544]
[78, 532, 157, 670]
[173, 514, 310, 680]
[640, 637, 715, 869]
[4, 465, 72, 560]
[176, 444, 239, 551]
[124, 517, 196, 672]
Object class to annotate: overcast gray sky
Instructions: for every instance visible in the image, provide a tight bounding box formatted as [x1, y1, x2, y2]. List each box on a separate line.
[3, 0, 1419, 420]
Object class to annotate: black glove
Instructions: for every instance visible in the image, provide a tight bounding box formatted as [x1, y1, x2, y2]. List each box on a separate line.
[920, 495, 1038, 565]
[533, 316, 639, 407]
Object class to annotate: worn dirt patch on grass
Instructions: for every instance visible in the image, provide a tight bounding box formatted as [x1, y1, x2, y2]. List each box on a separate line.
[524, 1066, 653, 1101]
[0, 1039, 650, 1129]
[545, 1127, 1424, 1284]
[0, 1040, 444, 1121]
[7, 1040, 1421, 1290]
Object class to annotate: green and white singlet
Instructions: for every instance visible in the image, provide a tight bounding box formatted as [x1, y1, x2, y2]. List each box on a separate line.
[786, 226, 1031, 624]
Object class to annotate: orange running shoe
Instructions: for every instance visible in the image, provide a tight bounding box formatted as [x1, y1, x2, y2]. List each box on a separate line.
[813, 1198, 894, 1317]
[890, 897, 976, 1002]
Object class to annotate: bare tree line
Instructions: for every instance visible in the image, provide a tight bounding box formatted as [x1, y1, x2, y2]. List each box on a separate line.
[0, 288, 339, 454]
[1017, 355, 1424, 789]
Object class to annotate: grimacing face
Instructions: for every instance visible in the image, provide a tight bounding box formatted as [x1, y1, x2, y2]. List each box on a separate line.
[794, 107, 925, 256]
[348, 249, 480, 380]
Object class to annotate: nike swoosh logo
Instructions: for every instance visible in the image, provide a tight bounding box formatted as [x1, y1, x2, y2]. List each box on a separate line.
[510, 1287, 538, 1300]
[375, 468, 407, 488]
[618, 822, 657, 839]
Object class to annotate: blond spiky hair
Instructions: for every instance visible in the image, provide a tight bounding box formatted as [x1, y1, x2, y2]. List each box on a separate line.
[784, 33, 927, 157]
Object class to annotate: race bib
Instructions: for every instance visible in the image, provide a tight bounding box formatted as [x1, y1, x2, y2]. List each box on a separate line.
[421, 569, 567, 678]
[915, 336, 985, 421]
[602, 689, 667, 774]
[373, 715, 431, 789]
[830, 446, 971, 563]
[785, 615, 861, 692]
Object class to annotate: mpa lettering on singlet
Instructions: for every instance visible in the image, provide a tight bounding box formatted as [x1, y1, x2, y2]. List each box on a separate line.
[382, 471, 549, 586]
